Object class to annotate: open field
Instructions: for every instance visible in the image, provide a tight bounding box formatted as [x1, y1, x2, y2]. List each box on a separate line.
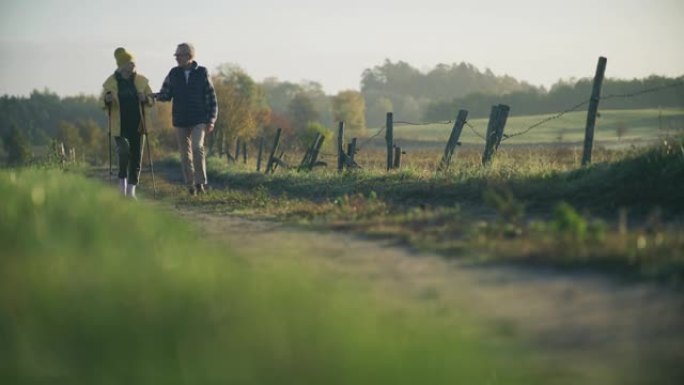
[352, 108, 684, 150]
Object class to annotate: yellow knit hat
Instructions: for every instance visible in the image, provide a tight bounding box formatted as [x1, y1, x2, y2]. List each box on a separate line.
[114, 47, 134, 68]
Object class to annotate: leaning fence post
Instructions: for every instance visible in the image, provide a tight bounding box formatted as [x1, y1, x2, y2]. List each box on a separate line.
[582, 56, 607, 166]
[256, 137, 264, 172]
[309, 134, 325, 169]
[273, 150, 286, 173]
[438, 109, 468, 171]
[386, 112, 394, 171]
[298, 133, 321, 171]
[265, 128, 282, 174]
[347, 137, 357, 163]
[481, 104, 510, 165]
[493, 104, 510, 152]
[299, 141, 314, 171]
[482, 105, 500, 165]
[337, 121, 345, 172]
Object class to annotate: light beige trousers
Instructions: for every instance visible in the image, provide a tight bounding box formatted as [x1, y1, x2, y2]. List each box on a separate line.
[175, 123, 207, 186]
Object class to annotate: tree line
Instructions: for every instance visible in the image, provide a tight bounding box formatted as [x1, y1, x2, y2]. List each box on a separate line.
[361, 60, 684, 124]
[2, 59, 682, 165]
[422, 75, 684, 121]
[0, 67, 368, 165]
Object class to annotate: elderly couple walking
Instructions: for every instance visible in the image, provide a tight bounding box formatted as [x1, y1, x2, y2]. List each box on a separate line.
[100, 43, 217, 198]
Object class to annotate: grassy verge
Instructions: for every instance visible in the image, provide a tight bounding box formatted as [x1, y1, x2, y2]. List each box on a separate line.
[170, 139, 684, 285]
[0, 169, 539, 384]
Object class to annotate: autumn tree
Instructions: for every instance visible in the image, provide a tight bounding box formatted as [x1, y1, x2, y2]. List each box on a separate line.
[332, 90, 366, 135]
[261, 78, 332, 129]
[211, 64, 271, 156]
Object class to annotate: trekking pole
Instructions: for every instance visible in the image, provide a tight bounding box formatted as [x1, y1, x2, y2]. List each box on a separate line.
[106, 92, 112, 182]
[140, 101, 157, 198]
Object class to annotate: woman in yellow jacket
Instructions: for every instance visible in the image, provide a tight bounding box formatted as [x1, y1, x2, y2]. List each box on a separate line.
[99, 47, 154, 198]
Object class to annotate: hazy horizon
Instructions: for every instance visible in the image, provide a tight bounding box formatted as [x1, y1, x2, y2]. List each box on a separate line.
[1, 0, 683, 97]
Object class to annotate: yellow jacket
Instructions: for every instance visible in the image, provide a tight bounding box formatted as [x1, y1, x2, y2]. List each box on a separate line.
[99, 72, 155, 137]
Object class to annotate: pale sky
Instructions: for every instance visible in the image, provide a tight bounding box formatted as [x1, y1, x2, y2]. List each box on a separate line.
[1, 0, 682, 97]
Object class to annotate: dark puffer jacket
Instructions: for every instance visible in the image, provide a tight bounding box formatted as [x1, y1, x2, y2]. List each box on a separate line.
[157, 61, 218, 127]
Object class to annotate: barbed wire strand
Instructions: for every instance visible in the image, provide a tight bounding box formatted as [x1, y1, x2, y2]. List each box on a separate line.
[501, 99, 589, 141]
[464, 121, 487, 141]
[355, 125, 387, 151]
[316, 125, 389, 158]
[501, 81, 684, 141]
[394, 119, 489, 143]
[393, 120, 453, 126]
[317, 80, 684, 156]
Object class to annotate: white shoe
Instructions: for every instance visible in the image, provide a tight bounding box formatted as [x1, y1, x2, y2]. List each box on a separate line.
[127, 184, 137, 200]
[119, 178, 127, 196]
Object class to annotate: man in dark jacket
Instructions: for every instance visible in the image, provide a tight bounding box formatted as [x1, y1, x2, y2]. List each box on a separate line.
[157, 42, 218, 195]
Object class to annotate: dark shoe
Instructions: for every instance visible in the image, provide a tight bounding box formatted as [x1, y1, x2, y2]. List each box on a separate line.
[195, 183, 206, 194]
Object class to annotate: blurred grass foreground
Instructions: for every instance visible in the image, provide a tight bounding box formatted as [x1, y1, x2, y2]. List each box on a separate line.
[0, 169, 533, 384]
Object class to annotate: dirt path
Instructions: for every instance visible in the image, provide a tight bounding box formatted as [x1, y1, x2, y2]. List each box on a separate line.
[171, 206, 683, 385]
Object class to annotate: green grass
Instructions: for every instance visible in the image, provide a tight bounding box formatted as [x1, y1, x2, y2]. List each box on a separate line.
[203, 140, 684, 216]
[181, 139, 684, 285]
[0, 169, 537, 384]
[387, 108, 684, 146]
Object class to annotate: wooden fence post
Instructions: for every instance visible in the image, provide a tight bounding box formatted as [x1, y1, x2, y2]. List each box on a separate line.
[265, 128, 282, 174]
[438, 109, 468, 171]
[386, 112, 394, 171]
[493, 104, 510, 152]
[299, 138, 314, 171]
[242, 141, 247, 164]
[481, 104, 510, 165]
[482, 105, 500, 165]
[582, 56, 608, 166]
[273, 150, 286, 173]
[393, 145, 402, 169]
[299, 133, 318, 171]
[256, 137, 264, 172]
[337, 121, 345, 172]
[310, 134, 325, 169]
[347, 137, 357, 163]
[58, 142, 66, 167]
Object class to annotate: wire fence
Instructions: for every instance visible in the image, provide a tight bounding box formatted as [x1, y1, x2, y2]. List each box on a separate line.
[354, 81, 684, 146]
[291, 81, 683, 163]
